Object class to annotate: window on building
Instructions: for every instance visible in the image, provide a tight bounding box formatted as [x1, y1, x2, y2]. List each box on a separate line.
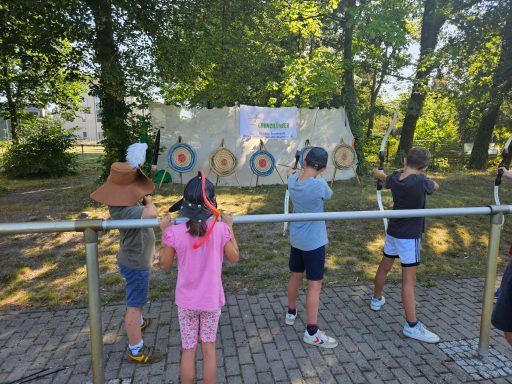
[83, 131, 87, 139]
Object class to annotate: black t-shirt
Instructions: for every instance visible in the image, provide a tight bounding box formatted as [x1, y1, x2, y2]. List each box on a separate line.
[385, 171, 435, 239]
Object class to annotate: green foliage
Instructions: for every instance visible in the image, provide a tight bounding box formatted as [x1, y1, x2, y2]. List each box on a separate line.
[1, 118, 78, 178]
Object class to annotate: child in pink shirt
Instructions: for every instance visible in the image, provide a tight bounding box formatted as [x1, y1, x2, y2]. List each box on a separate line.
[159, 171, 239, 384]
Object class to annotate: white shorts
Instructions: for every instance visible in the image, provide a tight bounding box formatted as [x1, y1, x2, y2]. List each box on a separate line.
[383, 234, 421, 267]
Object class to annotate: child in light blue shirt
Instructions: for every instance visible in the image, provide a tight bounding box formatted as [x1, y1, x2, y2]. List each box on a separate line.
[285, 147, 337, 348]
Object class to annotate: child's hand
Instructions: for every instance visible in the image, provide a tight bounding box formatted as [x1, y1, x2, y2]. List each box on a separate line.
[143, 195, 153, 205]
[287, 167, 296, 177]
[373, 168, 385, 178]
[499, 167, 512, 179]
[159, 216, 175, 231]
[221, 212, 234, 227]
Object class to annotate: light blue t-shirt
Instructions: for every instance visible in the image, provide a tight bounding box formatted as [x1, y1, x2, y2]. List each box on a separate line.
[288, 174, 333, 251]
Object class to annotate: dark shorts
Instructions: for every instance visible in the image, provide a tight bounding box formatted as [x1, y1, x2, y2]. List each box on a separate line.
[119, 263, 150, 308]
[289, 246, 326, 281]
[492, 260, 512, 332]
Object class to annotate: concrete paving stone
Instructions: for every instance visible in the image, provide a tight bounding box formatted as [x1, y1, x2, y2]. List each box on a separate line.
[334, 373, 354, 384]
[253, 352, 269, 373]
[289, 339, 309, 358]
[224, 355, 241, 376]
[233, 330, 248, 346]
[256, 371, 275, 384]
[368, 359, 395, 381]
[281, 349, 299, 369]
[226, 375, 243, 384]
[270, 359, 288, 382]
[240, 364, 259, 384]
[342, 361, 367, 384]
[297, 357, 318, 378]
[237, 345, 252, 365]
[288, 368, 306, 383]
[258, 327, 273, 343]
[247, 336, 264, 354]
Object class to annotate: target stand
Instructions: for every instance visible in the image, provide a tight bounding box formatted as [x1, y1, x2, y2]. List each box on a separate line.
[208, 139, 241, 187]
[249, 140, 285, 187]
[161, 136, 197, 187]
[331, 138, 360, 186]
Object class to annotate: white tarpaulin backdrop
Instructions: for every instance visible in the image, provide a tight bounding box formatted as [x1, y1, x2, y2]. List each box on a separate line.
[150, 103, 357, 186]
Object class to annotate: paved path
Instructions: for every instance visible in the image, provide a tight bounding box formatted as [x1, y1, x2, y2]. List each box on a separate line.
[1, 277, 511, 384]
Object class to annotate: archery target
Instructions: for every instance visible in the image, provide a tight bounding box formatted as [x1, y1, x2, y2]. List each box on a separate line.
[210, 147, 237, 176]
[167, 143, 197, 173]
[332, 144, 357, 169]
[299, 146, 312, 169]
[249, 150, 275, 177]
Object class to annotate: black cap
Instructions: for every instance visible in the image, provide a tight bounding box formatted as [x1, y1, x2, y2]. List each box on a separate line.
[169, 172, 217, 222]
[305, 147, 328, 170]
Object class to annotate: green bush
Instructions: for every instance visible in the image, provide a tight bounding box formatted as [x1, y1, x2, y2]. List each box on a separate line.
[1, 118, 78, 178]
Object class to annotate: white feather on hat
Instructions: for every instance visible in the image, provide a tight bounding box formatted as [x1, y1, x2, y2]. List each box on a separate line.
[126, 143, 148, 168]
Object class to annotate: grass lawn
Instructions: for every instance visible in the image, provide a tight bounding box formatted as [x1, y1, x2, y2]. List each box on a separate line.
[0, 146, 511, 309]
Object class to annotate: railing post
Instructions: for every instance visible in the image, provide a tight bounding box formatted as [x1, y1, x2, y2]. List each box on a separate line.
[84, 228, 105, 384]
[478, 210, 503, 357]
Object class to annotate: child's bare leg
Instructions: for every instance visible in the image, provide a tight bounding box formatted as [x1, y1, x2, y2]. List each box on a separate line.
[125, 307, 143, 345]
[374, 257, 394, 298]
[402, 266, 417, 322]
[288, 272, 303, 310]
[306, 280, 322, 325]
[201, 342, 217, 384]
[180, 346, 197, 384]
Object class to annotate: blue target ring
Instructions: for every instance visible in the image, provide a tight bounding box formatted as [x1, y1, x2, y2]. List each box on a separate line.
[249, 150, 275, 177]
[299, 146, 312, 169]
[167, 143, 196, 173]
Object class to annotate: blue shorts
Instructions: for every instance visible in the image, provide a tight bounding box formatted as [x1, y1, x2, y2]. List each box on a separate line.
[492, 260, 512, 332]
[118, 263, 150, 308]
[289, 246, 326, 281]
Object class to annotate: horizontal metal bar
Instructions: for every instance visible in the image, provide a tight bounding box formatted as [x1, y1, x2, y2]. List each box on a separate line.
[1, 205, 510, 235]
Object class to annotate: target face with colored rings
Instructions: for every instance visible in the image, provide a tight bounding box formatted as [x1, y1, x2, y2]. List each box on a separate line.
[167, 143, 197, 172]
[209, 147, 237, 176]
[249, 150, 275, 177]
[332, 144, 357, 169]
[299, 146, 312, 169]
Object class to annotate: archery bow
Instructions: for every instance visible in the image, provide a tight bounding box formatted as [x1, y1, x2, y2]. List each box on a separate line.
[283, 150, 301, 236]
[376, 108, 398, 231]
[151, 129, 161, 181]
[494, 135, 512, 206]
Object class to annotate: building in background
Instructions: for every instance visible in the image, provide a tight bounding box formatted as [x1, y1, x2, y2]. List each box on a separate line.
[61, 94, 103, 142]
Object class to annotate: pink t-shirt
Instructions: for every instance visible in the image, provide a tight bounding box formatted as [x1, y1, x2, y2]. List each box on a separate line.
[162, 221, 232, 311]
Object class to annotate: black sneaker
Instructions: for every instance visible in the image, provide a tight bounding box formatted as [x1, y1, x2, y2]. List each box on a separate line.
[127, 345, 163, 364]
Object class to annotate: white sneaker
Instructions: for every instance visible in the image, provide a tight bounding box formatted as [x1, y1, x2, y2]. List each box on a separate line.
[403, 321, 440, 343]
[285, 310, 297, 325]
[303, 329, 338, 348]
[370, 296, 386, 311]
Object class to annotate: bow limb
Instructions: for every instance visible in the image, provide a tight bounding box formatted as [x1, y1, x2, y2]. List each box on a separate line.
[376, 109, 398, 231]
[283, 189, 290, 236]
[494, 135, 512, 206]
[151, 129, 161, 181]
[283, 150, 301, 236]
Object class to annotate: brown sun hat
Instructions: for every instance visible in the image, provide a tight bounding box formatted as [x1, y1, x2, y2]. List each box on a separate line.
[90, 162, 155, 206]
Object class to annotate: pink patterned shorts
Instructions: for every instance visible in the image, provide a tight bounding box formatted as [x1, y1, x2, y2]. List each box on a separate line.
[177, 306, 222, 349]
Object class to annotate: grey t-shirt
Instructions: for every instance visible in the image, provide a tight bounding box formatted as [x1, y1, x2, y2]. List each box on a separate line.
[109, 205, 155, 270]
[288, 174, 333, 251]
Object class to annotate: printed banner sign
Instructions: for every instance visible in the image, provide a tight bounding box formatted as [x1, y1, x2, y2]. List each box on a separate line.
[240, 105, 297, 139]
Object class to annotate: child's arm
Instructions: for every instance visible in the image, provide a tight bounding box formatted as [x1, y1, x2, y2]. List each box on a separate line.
[159, 246, 176, 269]
[159, 217, 176, 269]
[141, 195, 158, 218]
[221, 213, 239, 263]
[499, 167, 512, 179]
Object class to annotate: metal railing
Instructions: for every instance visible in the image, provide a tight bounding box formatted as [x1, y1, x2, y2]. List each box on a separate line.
[0, 205, 510, 384]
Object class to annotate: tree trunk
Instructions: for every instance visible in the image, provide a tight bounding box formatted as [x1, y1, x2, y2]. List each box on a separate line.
[2, 62, 18, 142]
[468, 1, 512, 169]
[394, 0, 445, 163]
[340, 0, 365, 170]
[85, 0, 130, 177]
